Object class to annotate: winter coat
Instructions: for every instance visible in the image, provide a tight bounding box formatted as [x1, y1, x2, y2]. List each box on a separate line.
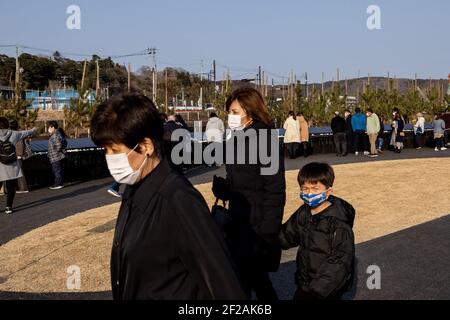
[283, 116, 301, 143]
[205, 117, 225, 142]
[414, 117, 425, 135]
[366, 113, 380, 135]
[433, 119, 446, 135]
[297, 116, 309, 142]
[47, 130, 66, 163]
[111, 159, 247, 300]
[351, 112, 366, 132]
[225, 120, 286, 272]
[0, 128, 37, 182]
[279, 195, 355, 300]
[330, 116, 347, 134]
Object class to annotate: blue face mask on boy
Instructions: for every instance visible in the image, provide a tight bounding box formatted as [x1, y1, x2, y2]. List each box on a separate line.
[300, 190, 329, 208]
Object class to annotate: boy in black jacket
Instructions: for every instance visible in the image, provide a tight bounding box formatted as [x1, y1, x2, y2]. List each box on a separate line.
[279, 162, 355, 300]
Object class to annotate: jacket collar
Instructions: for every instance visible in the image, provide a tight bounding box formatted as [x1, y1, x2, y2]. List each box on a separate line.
[122, 158, 173, 210]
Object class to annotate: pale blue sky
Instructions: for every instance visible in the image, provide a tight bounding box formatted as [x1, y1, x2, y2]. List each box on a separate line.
[1, 0, 449, 83]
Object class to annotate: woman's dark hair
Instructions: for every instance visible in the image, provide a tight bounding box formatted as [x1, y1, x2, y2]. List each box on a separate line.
[0, 117, 9, 129]
[58, 127, 67, 139]
[209, 112, 218, 118]
[9, 119, 19, 130]
[298, 162, 335, 188]
[175, 114, 188, 129]
[225, 87, 274, 128]
[366, 108, 373, 114]
[91, 94, 164, 157]
[48, 121, 59, 129]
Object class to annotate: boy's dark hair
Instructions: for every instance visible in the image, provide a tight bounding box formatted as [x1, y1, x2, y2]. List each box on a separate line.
[366, 108, 373, 113]
[48, 121, 59, 129]
[0, 117, 9, 129]
[355, 107, 361, 113]
[209, 112, 218, 118]
[91, 94, 163, 157]
[298, 162, 335, 188]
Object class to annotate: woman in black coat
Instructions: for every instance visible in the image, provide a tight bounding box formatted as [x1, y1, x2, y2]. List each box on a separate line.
[214, 87, 286, 300]
[91, 94, 246, 300]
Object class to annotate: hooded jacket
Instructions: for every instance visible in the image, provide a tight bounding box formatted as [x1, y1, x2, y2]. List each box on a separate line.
[205, 117, 225, 142]
[279, 195, 355, 299]
[0, 128, 37, 182]
[351, 112, 366, 132]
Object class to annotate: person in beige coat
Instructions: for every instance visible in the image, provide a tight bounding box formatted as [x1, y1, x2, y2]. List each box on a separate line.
[283, 111, 301, 158]
[297, 112, 310, 157]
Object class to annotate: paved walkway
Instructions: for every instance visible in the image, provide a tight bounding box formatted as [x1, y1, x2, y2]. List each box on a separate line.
[0, 148, 449, 299]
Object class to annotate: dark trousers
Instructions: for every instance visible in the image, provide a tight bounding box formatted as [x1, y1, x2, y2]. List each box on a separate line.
[1, 179, 17, 208]
[333, 133, 347, 155]
[354, 130, 367, 152]
[110, 181, 121, 192]
[239, 265, 278, 300]
[51, 160, 64, 187]
[346, 133, 354, 153]
[415, 134, 425, 148]
[285, 143, 299, 159]
[435, 137, 445, 149]
[17, 159, 28, 192]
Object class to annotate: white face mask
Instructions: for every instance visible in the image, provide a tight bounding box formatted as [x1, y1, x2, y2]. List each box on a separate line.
[228, 114, 251, 130]
[105, 144, 147, 185]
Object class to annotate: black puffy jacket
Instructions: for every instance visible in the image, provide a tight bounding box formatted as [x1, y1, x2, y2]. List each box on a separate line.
[225, 120, 286, 272]
[279, 195, 355, 299]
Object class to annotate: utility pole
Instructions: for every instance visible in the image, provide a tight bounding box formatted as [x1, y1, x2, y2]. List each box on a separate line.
[14, 45, 21, 104]
[258, 66, 262, 93]
[147, 48, 157, 103]
[165, 68, 168, 113]
[321, 72, 324, 96]
[199, 59, 203, 107]
[213, 60, 216, 100]
[127, 63, 131, 93]
[62, 76, 68, 91]
[305, 72, 308, 99]
[95, 60, 100, 97]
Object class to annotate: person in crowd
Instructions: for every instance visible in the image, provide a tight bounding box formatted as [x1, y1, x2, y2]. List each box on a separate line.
[351, 107, 367, 156]
[283, 111, 301, 159]
[9, 119, 29, 193]
[297, 112, 310, 158]
[390, 112, 405, 153]
[440, 108, 450, 147]
[0, 117, 37, 214]
[414, 112, 426, 149]
[175, 114, 189, 131]
[213, 87, 286, 300]
[90, 93, 246, 300]
[205, 112, 225, 143]
[47, 121, 67, 190]
[366, 108, 381, 157]
[330, 111, 347, 157]
[432, 113, 447, 152]
[279, 162, 355, 300]
[344, 110, 354, 154]
[163, 115, 184, 173]
[376, 114, 386, 153]
[107, 181, 122, 198]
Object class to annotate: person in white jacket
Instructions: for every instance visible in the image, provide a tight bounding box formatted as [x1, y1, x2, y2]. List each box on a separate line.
[205, 112, 225, 143]
[414, 112, 426, 149]
[283, 111, 301, 159]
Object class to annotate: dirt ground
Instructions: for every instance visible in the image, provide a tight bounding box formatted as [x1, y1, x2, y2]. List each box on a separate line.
[0, 157, 449, 294]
